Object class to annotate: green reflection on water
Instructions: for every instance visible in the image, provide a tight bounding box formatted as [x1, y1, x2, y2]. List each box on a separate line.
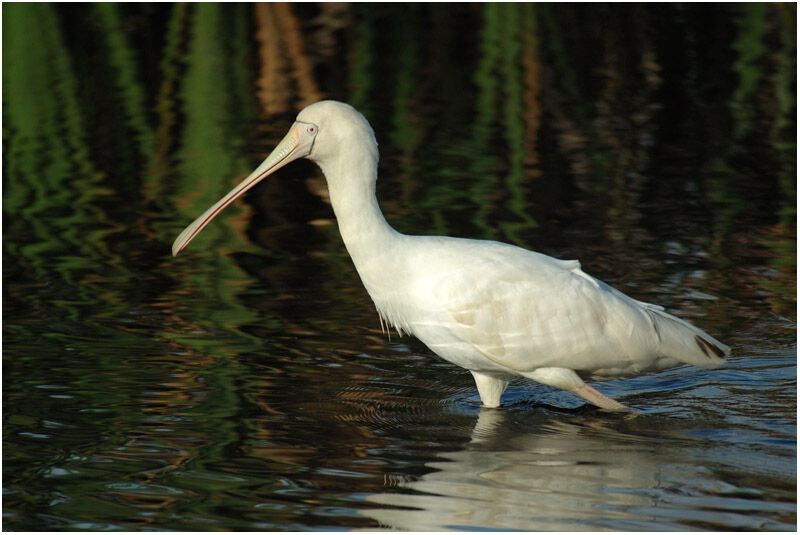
[497, 3, 539, 243]
[173, 3, 262, 341]
[94, 3, 158, 162]
[3, 3, 104, 309]
[706, 3, 796, 273]
[349, 8, 374, 112]
[772, 4, 797, 226]
[731, 2, 768, 140]
[389, 7, 422, 155]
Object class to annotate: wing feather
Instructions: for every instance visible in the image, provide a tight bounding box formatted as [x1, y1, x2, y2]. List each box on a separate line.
[390, 238, 727, 376]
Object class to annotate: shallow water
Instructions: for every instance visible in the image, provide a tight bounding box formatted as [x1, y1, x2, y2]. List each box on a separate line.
[3, 3, 796, 531]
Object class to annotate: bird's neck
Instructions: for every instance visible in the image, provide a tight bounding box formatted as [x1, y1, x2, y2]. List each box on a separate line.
[318, 150, 402, 272]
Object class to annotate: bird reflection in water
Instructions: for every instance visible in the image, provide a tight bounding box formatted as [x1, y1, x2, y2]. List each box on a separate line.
[364, 408, 697, 530]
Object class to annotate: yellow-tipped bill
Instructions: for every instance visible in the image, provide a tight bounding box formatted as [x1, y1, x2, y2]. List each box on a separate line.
[172, 121, 318, 256]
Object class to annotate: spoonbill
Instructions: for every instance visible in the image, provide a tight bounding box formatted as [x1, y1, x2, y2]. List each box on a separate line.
[173, 100, 729, 411]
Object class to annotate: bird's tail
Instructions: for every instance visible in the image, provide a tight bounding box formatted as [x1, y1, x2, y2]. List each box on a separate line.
[641, 302, 729, 368]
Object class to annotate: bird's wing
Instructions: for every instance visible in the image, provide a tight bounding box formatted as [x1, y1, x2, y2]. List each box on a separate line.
[425, 245, 726, 374]
[433, 255, 640, 372]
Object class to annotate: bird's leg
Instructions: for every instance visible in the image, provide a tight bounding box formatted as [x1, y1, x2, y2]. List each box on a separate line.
[470, 371, 509, 408]
[570, 383, 629, 411]
[524, 367, 630, 412]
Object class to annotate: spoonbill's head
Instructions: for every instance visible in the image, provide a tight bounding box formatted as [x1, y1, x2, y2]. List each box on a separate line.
[172, 100, 376, 257]
[298, 100, 378, 166]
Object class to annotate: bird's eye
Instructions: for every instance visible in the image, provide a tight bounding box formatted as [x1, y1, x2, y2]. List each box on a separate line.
[307, 125, 316, 134]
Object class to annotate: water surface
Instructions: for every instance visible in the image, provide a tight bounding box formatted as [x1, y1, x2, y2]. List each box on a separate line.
[3, 3, 796, 531]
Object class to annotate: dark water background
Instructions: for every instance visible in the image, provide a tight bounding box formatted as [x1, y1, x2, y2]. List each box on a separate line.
[3, 3, 796, 530]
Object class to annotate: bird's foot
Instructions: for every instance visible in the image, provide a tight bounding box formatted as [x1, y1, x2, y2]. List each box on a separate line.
[570, 383, 630, 411]
[524, 367, 630, 412]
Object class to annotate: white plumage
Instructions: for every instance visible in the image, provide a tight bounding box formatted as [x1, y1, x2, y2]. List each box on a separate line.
[173, 100, 729, 411]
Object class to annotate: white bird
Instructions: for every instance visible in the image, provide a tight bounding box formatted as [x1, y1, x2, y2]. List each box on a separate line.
[173, 100, 729, 411]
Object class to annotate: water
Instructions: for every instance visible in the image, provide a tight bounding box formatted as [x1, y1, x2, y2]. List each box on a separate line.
[3, 3, 796, 531]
